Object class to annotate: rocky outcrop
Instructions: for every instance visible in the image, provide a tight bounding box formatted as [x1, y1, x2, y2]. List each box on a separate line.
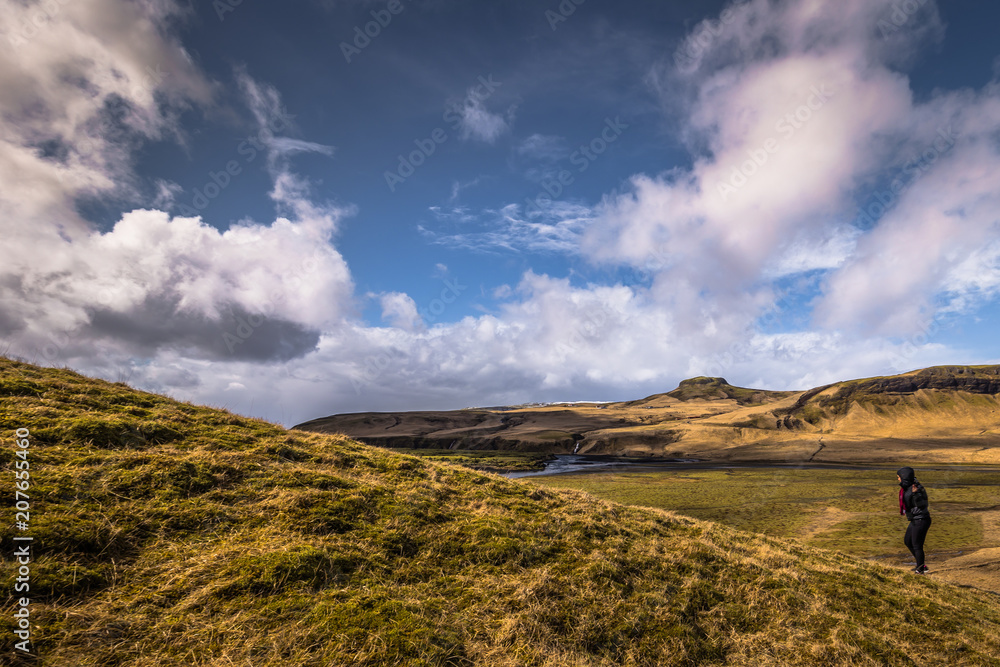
[664, 377, 795, 405]
[857, 366, 1000, 395]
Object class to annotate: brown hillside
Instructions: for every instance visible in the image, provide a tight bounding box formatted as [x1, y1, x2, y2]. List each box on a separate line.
[295, 366, 1000, 464]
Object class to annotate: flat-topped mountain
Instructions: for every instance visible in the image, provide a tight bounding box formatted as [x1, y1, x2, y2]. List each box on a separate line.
[296, 365, 1000, 464]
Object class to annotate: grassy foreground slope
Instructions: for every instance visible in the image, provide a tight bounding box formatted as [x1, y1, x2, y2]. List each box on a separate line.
[2, 358, 1000, 666]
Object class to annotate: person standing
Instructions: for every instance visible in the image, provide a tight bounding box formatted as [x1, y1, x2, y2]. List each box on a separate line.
[897, 466, 932, 574]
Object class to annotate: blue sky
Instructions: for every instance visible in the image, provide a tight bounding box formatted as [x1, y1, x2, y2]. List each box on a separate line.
[2, 0, 1000, 426]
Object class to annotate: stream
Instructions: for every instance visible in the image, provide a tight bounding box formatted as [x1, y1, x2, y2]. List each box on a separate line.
[504, 455, 1000, 479]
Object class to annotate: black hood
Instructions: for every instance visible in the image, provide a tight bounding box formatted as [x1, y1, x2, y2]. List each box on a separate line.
[897, 466, 916, 488]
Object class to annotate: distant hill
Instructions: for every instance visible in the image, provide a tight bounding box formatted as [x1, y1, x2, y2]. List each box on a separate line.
[664, 376, 797, 405]
[296, 366, 1000, 464]
[2, 356, 1000, 664]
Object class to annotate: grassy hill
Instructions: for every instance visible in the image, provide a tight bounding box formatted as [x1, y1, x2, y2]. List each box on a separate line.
[2, 357, 1000, 665]
[298, 366, 1000, 464]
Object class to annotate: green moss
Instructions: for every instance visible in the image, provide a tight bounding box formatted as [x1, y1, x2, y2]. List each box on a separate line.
[0, 378, 44, 396]
[217, 545, 358, 596]
[42, 416, 183, 449]
[30, 558, 113, 598]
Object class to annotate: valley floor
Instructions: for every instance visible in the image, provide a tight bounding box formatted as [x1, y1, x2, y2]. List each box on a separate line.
[526, 467, 1000, 596]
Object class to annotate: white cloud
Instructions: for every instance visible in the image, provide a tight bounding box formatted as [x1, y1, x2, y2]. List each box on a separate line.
[447, 83, 513, 144]
[234, 69, 336, 171]
[516, 134, 568, 161]
[6, 203, 353, 363]
[813, 92, 1000, 333]
[0, 3, 353, 365]
[379, 292, 423, 332]
[63, 270, 965, 426]
[4, 0, 998, 429]
[423, 202, 593, 254]
[0, 0, 213, 234]
[152, 179, 184, 209]
[584, 0, 1000, 342]
[448, 177, 484, 203]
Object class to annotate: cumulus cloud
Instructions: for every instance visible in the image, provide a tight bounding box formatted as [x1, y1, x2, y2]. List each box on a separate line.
[585, 0, 1000, 342]
[3, 0, 995, 428]
[0, 0, 213, 233]
[6, 197, 353, 363]
[82, 269, 962, 426]
[0, 0, 353, 367]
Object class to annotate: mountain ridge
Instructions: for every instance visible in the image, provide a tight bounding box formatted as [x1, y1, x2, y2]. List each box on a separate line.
[296, 365, 1000, 463]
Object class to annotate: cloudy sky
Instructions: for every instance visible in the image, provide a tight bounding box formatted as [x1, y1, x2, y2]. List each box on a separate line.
[2, 0, 1000, 426]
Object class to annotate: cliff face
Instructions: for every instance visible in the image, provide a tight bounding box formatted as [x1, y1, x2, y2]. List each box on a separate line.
[295, 408, 620, 453]
[294, 365, 1000, 461]
[780, 366, 1000, 422]
[858, 365, 1000, 394]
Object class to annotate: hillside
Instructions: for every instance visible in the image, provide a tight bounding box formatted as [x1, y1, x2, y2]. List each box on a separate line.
[2, 357, 1000, 665]
[297, 367, 1000, 464]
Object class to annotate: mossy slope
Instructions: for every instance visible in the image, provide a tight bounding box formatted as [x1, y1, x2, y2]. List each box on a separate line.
[1, 358, 999, 666]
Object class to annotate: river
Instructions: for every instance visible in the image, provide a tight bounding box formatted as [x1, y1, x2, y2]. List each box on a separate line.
[503, 454, 1000, 479]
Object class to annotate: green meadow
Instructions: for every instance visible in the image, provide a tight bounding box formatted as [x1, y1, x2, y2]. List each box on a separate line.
[530, 468, 1000, 559]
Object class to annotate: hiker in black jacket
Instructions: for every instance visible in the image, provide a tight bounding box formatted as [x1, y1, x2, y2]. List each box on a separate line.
[897, 466, 931, 574]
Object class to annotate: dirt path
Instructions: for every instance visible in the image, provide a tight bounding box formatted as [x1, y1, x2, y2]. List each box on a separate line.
[929, 547, 1000, 594]
[799, 506, 1000, 595]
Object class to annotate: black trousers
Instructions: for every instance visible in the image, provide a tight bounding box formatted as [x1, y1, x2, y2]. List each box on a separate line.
[904, 516, 932, 568]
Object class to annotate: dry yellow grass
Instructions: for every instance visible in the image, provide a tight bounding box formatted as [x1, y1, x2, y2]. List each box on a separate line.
[2, 358, 1000, 665]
